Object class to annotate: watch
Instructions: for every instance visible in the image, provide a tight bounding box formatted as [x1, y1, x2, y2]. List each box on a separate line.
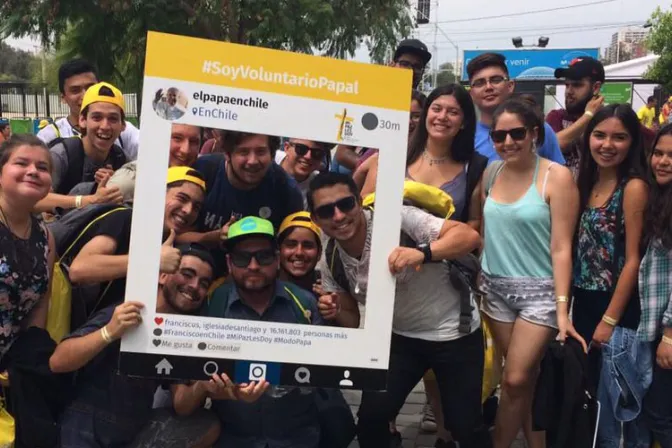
[417, 243, 432, 263]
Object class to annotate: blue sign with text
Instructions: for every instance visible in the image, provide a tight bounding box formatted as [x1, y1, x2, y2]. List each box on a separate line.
[462, 48, 600, 81]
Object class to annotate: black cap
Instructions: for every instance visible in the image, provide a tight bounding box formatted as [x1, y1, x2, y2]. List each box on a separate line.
[554, 57, 605, 83]
[394, 39, 432, 65]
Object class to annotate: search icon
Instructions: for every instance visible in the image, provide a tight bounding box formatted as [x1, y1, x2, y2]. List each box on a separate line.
[294, 367, 311, 384]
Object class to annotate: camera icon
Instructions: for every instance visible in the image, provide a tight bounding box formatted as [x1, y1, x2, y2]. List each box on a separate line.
[248, 363, 267, 381]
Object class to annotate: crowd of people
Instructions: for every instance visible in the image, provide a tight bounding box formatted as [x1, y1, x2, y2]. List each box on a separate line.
[0, 37, 670, 448]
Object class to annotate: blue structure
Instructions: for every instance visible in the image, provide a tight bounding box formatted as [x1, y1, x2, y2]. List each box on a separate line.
[462, 48, 600, 81]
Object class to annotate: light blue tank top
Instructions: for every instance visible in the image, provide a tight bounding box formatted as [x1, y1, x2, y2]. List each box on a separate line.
[481, 157, 554, 278]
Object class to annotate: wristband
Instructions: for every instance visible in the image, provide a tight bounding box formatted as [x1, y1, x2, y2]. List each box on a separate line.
[584, 110, 594, 118]
[75, 195, 83, 208]
[662, 335, 672, 346]
[602, 315, 618, 327]
[556, 295, 569, 303]
[101, 326, 113, 344]
[417, 244, 432, 263]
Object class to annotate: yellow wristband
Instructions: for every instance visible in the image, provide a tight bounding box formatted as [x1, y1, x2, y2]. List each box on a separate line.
[584, 110, 594, 118]
[556, 296, 569, 303]
[602, 315, 618, 326]
[662, 335, 672, 346]
[75, 195, 83, 209]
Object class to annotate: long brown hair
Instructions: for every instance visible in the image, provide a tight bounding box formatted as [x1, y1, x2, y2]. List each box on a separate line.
[645, 123, 672, 249]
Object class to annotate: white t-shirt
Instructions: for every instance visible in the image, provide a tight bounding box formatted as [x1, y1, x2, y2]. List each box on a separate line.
[275, 150, 318, 207]
[36, 117, 140, 161]
[319, 206, 480, 341]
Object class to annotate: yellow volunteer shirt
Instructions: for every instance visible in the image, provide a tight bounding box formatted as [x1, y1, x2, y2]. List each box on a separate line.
[637, 105, 656, 129]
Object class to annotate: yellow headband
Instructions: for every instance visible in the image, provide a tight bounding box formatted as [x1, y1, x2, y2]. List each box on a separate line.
[279, 211, 321, 240]
[166, 166, 206, 191]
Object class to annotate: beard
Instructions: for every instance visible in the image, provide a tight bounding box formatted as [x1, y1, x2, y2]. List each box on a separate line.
[566, 93, 592, 116]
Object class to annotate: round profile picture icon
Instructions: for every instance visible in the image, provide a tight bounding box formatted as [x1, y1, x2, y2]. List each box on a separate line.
[152, 87, 188, 121]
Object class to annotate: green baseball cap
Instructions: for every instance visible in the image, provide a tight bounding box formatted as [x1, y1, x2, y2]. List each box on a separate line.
[226, 216, 276, 248]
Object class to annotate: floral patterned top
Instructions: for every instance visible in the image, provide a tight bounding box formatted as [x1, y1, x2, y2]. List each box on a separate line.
[0, 216, 50, 358]
[573, 183, 625, 291]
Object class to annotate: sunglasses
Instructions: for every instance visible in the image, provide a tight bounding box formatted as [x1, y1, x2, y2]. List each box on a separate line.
[229, 249, 277, 268]
[490, 127, 528, 143]
[314, 196, 357, 220]
[291, 143, 325, 160]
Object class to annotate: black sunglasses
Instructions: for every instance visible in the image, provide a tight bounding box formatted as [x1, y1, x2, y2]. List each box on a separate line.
[230, 249, 277, 268]
[314, 196, 357, 220]
[490, 127, 528, 143]
[291, 143, 325, 160]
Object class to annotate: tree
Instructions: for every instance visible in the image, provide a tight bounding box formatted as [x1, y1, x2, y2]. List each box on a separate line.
[0, 0, 414, 92]
[0, 41, 38, 81]
[645, 6, 672, 91]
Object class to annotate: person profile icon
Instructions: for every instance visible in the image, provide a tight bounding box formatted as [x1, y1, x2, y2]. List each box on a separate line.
[339, 370, 354, 387]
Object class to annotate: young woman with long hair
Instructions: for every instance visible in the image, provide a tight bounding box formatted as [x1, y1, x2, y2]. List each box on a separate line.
[572, 104, 649, 447]
[639, 123, 672, 447]
[480, 99, 584, 448]
[0, 134, 55, 360]
[573, 104, 648, 345]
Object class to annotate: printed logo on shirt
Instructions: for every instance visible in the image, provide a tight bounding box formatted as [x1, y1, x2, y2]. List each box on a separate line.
[259, 206, 272, 219]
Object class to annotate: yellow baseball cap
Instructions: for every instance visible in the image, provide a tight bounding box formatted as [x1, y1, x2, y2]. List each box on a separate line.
[166, 166, 206, 191]
[81, 82, 125, 113]
[279, 211, 322, 240]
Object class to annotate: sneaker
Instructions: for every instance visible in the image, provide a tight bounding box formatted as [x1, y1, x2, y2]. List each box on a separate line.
[420, 402, 437, 433]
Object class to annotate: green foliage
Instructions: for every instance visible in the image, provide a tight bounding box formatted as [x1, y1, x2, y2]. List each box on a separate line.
[0, 41, 38, 81]
[645, 6, 672, 91]
[0, 0, 413, 91]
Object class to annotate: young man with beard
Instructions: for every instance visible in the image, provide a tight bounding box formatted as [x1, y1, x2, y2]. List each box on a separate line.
[308, 173, 490, 448]
[276, 138, 330, 204]
[174, 216, 324, 448]
[182, 131, 303, 274]
[467, 53, 565, 165]
[36, 82, 129, 213]
[37, 59, 140, 161]
[66, 167, 206, 321]
[546, 57, 606, 177]
[51, 245, 220, 448]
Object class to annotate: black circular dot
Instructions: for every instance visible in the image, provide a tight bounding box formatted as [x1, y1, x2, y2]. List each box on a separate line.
[153, 328, 163, 336]
[198, 342, 207, 351]
[361, 113, 379, 131]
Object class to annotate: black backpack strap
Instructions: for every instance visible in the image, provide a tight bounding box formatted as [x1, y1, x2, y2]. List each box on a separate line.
[108, 144, 128, 170]
[59, 137, 86, 195]
[325, 238, 351, 294]
[460, 153, 488, 223]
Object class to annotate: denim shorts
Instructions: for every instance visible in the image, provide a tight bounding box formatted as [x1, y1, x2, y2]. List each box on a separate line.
[480, 273, 557, 329]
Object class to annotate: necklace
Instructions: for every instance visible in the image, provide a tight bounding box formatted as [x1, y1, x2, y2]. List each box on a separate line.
[0, 203, 31, 240]
[422, 150, 450, 166]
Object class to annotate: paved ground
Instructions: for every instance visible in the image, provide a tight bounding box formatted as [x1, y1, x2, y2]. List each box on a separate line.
[344, 382, 526, 448]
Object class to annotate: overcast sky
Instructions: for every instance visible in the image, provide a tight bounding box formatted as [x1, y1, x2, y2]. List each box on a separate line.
[6, 0, 671, 68]
[352, 0, 672, 66]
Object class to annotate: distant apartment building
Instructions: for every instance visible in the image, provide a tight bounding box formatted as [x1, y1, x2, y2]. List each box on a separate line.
[607, 26, 649, 64]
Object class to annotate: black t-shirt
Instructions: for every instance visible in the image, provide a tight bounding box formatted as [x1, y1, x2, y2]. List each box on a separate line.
[67, 208, 133, 326]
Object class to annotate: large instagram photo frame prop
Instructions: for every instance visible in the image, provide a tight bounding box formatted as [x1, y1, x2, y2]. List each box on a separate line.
[119, 32, 411, 389]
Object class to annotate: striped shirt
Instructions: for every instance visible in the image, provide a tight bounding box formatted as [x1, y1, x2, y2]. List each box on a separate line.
[637, 239, 672, 341]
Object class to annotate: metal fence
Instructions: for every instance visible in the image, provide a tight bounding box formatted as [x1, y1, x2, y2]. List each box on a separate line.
[0, 82, 139, 119]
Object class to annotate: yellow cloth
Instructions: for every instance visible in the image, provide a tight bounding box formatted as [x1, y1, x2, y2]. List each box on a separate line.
[637, 105, 656, 129]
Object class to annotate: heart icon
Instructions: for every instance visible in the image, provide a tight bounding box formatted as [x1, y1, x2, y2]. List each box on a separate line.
[153, 339, 161, 347]
[154, 317, 164, 325]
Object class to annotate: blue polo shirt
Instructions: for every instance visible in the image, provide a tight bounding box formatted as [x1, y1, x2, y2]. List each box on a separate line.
[204, 281, 323, 448]
[475, 121, 565, 165]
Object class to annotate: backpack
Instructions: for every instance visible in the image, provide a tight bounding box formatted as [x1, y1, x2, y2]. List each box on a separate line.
[209, 281, 313, 324]
[460, 152, 489, 223]
[46, 205, 128, 342]
[47, 122, 126, 150]
[53, 137, 127, 195]
[325, 181, 482, 334]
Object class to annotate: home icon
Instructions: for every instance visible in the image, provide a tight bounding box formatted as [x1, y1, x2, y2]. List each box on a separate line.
[155, 358, 173, 375]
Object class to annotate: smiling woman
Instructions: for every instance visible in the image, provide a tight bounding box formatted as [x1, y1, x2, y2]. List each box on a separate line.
[0, 135, 54, 357]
